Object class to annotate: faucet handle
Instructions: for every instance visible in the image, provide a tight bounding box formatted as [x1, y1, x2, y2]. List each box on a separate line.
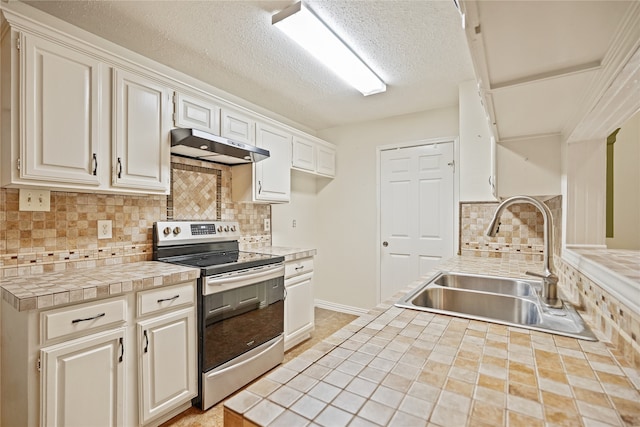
[525, 270, 558, 284]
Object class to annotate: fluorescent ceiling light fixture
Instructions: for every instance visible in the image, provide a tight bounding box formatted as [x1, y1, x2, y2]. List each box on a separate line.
[272, 1, 386, 96]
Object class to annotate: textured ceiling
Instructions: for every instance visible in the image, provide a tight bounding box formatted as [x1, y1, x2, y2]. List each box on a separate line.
[24, 0, 475, 131]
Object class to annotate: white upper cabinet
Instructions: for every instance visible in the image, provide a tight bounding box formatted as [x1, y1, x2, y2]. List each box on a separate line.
[221, 108, 256, 145]
[112, 69, 171, 192]
[174, 92, 221, 134]
[292, 136, 316, 172]
[255, 123, 291, 202]
[7, 31, 105, 188]
[232, 122, 291, 203]
[292, 135, 336, 178]
[0, 7, 337, 196]
[316, 144, 336, 177]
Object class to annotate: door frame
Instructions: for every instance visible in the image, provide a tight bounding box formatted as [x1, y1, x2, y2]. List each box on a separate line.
[376, 136, 460, 304]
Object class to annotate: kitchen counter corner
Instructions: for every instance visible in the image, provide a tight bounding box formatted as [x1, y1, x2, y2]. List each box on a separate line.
[0, 261, 200, 312]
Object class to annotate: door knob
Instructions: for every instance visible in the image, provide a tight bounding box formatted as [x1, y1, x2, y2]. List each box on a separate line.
[382, 241, 389, 247]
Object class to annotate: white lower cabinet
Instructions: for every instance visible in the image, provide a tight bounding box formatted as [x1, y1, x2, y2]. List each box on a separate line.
[0, 280, 197, 427]
[137, 307, 197, 426]
[40, 328, 126, 427]
[284, 257, 315, 351]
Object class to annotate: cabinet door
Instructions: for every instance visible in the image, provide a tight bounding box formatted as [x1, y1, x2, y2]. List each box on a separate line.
[113, 69, 170, 192]
[221, 108, 255, 145]
[138, 307, 197, 425]
[255, 123, 291, 202]
[316, 144, 336, 177]
[292, 136, 316, 172]
[41, 328, 125, 427]
[174, 92, 220, 134]
[22, 32, 102, 186]
[284, 272, 314, 350]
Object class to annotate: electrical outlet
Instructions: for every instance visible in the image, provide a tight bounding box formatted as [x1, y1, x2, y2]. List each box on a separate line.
[264, 218, 271, 232]
[98, 220, 113, 239]
[19, 188, 51, 211]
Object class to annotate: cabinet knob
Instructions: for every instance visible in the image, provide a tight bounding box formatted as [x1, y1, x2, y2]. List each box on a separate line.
[382, 241, 389, 247]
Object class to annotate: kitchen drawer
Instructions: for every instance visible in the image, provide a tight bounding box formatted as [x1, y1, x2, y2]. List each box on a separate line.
[41, 297, 126, 344]
[285, 257, 314, 278]
[137, 281, 195, 317]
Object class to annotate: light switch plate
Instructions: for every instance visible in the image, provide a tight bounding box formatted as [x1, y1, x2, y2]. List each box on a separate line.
[98, 220, 113, 239]
[19, 188, 51, 211]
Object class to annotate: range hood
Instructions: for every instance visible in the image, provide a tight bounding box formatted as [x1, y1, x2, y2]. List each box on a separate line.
[170, 128, 269, 165]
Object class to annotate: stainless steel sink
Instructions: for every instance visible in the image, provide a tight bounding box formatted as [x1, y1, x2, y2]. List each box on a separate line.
[432, 273, 534, 297]
[395, 271, 597, 341]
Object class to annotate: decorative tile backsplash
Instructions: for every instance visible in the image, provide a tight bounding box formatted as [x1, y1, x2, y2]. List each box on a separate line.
[459, 196, 562, 261]
[0, 155, 271, 277]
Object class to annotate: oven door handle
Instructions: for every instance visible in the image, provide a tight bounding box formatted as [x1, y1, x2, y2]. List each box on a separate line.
[206, 264, 284, 292]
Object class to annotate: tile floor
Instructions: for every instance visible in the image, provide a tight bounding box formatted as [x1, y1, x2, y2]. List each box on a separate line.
[160, 308, 358, 427]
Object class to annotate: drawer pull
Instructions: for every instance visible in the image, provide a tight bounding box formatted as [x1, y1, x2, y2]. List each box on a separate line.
[143, 330, 149, 353]
[119, 337, 124, 363]
[295, 266, 304, 271]
[71, 312, 106, 324]
[157, 295, 180, 304]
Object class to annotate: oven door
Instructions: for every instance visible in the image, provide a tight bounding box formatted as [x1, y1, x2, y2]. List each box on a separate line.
[202, 263, 284, 372]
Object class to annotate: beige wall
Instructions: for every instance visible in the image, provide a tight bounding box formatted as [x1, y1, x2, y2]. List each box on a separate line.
[271, 170, 320, 248]
[308, 107, 459, 311]
[606, 110, 640, 249]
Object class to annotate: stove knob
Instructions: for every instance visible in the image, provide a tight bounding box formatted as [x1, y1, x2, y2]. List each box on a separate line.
[173, 227, 181, 235]
[217, 226, 223, 232]
[163, 227, 172, 236]
[224, 226, 230, 232]
[230, 225, 236, 232]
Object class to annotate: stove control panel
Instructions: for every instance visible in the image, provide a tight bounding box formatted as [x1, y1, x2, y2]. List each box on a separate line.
[154, 221, 241, 246]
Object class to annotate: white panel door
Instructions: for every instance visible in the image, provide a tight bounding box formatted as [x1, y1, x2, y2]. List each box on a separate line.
[138, 307, 197, 425]
[380, 142, 454, 302]
[40, 328, 125, 427]
[22, 33, 102, 186]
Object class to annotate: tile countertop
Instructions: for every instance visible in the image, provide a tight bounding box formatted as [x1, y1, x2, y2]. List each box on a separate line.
[0, 261, 200, 312]
[224, 256, 640, 427]
[254, 246, 317, 262]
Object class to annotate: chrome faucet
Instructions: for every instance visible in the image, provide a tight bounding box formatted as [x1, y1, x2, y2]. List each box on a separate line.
[485, 195, 563, 308]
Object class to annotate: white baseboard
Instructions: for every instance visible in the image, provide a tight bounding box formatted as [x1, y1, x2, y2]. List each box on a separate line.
[314, 299, 369, 316]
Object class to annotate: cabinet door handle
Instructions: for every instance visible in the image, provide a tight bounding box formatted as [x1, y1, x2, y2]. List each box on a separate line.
[117, 157, 123, 179]
[258, 180, 262, 194]
[118, 337, 124, 363]
[157, 295, 179, 304]
[92, 153, 98, 176]
[143, 330, 149, 353]
[71, 312, 106, 324]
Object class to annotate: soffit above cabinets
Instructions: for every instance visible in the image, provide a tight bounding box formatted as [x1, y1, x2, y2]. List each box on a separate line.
[460, 0, 639, 143]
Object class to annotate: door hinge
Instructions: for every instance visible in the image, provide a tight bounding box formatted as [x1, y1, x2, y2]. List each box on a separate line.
[16, 37, 21, 51]
[17, 158, 21, 171]
[37, 358, 41, 372]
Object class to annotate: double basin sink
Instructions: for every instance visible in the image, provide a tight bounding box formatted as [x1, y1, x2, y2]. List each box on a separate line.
[395, 271, 597, 341]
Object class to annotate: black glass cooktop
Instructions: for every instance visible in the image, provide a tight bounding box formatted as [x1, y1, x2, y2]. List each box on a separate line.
[165, 251, 283, 276]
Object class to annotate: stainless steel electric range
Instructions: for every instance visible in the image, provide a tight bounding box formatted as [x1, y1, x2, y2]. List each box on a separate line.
[153, 220, 285, 410]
